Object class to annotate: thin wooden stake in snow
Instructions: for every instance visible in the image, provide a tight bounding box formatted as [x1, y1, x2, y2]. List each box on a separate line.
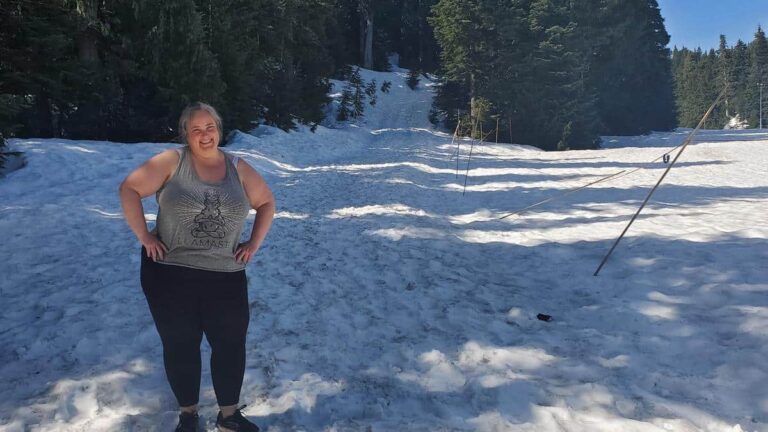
[449, 117, 461, 162]
[458, 117, 480, 179]
[463, 127, 495, 195]
[593, 87, 727, 276]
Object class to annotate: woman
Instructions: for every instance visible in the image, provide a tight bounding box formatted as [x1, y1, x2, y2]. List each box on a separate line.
[119, 102, 275, 432]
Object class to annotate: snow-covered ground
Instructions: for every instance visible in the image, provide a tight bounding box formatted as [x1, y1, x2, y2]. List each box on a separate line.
[1, 66, 767, 432]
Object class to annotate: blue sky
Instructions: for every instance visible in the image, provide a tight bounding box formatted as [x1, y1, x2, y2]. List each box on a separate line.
[657, 0, 767, 50]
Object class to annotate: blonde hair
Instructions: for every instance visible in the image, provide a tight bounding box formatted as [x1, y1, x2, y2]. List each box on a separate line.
[178, 102, 223, 145]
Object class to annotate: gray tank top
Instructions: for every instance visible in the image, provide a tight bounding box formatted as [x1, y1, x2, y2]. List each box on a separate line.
[150, 146, 250, 272]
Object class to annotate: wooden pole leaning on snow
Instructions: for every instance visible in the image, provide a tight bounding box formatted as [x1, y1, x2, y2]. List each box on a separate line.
[449, 117, 462, 163]
[496, 119, 709, 221]
[462, 123, 482, 195]
[497, 170, 629, 220]
[457, 116, 480, 178]
[593, 87, 727, 276]
[462, 127, 496, 195]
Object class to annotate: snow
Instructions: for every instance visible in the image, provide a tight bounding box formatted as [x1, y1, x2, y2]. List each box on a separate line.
[1, 65, 767, 431]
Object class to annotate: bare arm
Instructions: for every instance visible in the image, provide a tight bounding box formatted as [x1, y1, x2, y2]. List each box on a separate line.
[118, 148, 179, 260]
[234, 159, 275, 264]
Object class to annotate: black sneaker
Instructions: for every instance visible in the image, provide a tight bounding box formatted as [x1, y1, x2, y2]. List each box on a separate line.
[174, 411, 200, 432]
[216, 404, 260, 431]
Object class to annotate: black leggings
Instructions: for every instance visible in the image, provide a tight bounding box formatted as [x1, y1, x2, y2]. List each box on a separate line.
[140, 246, 250, 407]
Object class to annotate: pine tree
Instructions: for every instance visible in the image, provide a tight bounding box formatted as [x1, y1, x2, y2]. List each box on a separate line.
[0, 0, 81, 138]
[429, 0, 496, 122]
[194, 0, 267, 133]
[478, 0, 530, 143]
[255, 0, 334, 130]
[337, 86, 353, 121]
[731, 39, 751, 122]
[366, 80, 378, 106]
[700, 49, 723, 128]
[349, 67, 366, 117]
[587, 0, 675, 135]
[0, 134, 6, 170]
[395, 0, 441, 71]
[123, 0, 225, 140]
[0, 1, 30, 140]
[430, 0, 605, 149]
[525, 0, 601, 149]
[746, 26, 768, 127]
[718, 35, 736, 120]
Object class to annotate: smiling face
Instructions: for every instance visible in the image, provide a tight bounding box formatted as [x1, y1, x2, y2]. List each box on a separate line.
[186, 110, 221, 156]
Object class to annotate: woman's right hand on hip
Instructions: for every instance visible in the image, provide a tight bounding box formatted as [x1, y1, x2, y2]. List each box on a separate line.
[140, 232, 169, 262]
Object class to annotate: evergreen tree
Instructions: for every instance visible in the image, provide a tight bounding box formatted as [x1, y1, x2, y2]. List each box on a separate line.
[0, 0, 81, 138]
[118, 0, 225, 140]
[700, 49, 723, 128]
[431, 0, 603, 150]
[392, 0, 441, 71]
[326, 0, 361, 71]
[194, 0, 267, 133]
[0, 134, 6, 170]
[718, 35, 736, 120]
[731, 39, 751, 122]
[366, 80, 378, 106]
[746, 26, 768, 127]
[349, 68, 366, 117]
[429, 0, 496, 122]
[254, 0, 334, 130]
[524, 0, 601, 149]
[673, 28, 768, 129]
[587, 0, 676, 135]
[337, 86, 353, 121]
[326, 0, 440, 72]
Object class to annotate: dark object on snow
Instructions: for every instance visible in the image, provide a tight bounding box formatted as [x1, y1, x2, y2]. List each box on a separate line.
[663, 153, 670, 163]
[536, 313, 552, 322]
[406, 69, 420, 90]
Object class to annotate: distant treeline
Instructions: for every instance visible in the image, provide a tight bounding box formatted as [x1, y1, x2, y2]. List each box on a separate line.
[0, 0, 438, 146]
[430, 0, 676, 150]
[3, 0, 734, 154]
[672, 28, 768, 129]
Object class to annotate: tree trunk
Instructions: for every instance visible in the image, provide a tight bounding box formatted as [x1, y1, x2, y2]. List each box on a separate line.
[363, 14, 373, 69]
[77, 32, 99, 66]
[469, 71, 476, 127]
[75, 0, 100, 66]
[359, 10, 365, 64]
[359, 0, 374, 69]
[417, 1, 424, 69]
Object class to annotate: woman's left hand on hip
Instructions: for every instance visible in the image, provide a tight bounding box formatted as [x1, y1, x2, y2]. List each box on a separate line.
[235, 240, 260, 264]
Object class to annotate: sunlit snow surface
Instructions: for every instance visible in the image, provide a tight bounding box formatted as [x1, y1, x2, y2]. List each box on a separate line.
[1, 66, 767, 431]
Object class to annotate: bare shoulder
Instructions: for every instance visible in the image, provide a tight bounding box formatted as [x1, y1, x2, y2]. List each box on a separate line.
[120, 147, 182, 198]
[234, 157, 265, 183]
[146, 147, 182, 176]
[154, 147, 181, 165]
[234, 158, 273, 207]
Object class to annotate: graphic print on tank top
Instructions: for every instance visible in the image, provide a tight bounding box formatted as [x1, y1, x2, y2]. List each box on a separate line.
[192, 190, 226, 239]
[167, 184, 247, 251]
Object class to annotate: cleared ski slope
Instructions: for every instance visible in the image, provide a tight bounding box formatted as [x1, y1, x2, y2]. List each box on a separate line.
[1, 66, 767, 431]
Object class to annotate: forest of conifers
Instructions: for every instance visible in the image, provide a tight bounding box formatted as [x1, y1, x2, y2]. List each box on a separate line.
[1, 0, 767, 154]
